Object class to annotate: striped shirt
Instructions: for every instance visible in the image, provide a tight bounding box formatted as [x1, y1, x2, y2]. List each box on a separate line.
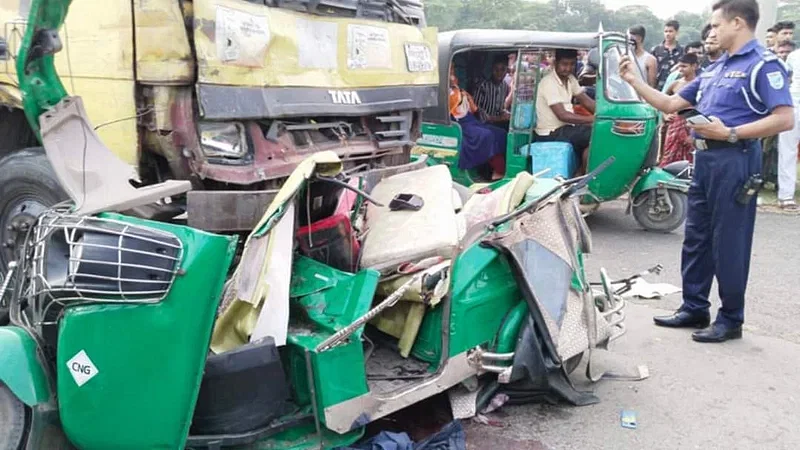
[473, 79, 509, 121]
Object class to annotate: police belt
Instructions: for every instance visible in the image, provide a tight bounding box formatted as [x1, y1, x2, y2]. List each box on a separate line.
[693, 138, 755, 151]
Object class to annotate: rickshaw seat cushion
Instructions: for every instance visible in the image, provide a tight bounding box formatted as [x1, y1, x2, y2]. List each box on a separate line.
[522, 142, 577, 180]
[361, 165, 460, 271]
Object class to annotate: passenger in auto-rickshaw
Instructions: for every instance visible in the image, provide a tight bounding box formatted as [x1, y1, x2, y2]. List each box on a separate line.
[449, 66, 507, 180]
[533, 49, 596, 173]
[473, 56, 512, 128]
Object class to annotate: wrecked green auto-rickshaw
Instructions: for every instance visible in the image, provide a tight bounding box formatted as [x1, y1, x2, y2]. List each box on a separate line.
[0, 4, 633, 449]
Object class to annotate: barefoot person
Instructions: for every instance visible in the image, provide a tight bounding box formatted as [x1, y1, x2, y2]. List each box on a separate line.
[619, 0, 794, 343]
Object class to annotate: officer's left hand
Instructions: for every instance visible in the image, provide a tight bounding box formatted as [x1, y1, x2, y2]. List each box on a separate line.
[687, 116, 729, 141]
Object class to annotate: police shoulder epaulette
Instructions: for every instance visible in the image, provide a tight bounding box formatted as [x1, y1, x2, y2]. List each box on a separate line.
[762, 51, 778, 62]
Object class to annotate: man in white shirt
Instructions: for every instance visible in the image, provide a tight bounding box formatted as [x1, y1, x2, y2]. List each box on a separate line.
[534, 49, 596, 172]
[777, 44, 800, 210]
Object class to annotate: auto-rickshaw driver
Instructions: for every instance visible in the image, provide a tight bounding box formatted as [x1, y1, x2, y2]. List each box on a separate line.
[533, 48, 597, 174]
[448, 66, 508, 180]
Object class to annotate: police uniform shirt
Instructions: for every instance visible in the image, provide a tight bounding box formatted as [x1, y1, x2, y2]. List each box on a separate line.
[677, 39, 793, 129]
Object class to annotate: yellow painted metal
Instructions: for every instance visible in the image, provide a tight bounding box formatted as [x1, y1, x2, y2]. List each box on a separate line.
[193, 0, 438, 88]
[134, 0, 194, 84]
[0, 0, 138, 165]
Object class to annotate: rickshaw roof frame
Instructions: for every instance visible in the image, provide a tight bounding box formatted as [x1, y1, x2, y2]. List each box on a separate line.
[426, 29, 626, 124]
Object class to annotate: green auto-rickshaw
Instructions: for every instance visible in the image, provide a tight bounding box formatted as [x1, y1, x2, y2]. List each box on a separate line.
[416, 29, 691, 233]
[0, 3, 638, 448]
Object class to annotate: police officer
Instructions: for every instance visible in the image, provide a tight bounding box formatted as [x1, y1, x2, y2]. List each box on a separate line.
[619, 0, 794, 343]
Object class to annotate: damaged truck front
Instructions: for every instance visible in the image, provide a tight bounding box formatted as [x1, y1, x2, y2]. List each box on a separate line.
[0, 0, 438, 271]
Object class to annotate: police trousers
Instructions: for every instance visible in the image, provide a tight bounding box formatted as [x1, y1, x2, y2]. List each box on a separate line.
[679, 141, 761, 327]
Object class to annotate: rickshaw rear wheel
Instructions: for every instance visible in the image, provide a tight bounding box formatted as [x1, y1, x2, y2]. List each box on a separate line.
[0, 382, 27, 450]
[632, 190, 687, 233]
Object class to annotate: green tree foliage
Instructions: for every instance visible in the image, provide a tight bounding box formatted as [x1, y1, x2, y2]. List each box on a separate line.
[425, 0, 707, 50]
[778, 0, 800, 23]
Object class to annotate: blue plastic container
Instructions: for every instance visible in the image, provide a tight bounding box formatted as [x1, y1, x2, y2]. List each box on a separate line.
[520, 141, 577, 179]
[513, 103, 535, 129]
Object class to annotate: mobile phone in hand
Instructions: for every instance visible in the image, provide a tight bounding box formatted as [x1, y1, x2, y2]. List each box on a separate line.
[677, 108, 712, 125]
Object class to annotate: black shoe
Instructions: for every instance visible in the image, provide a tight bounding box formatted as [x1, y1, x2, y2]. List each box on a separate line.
[691, 323, 743, 343]
[653, 311, 710, 329]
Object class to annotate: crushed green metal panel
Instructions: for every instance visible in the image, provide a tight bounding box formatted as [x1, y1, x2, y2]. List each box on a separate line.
[412, 243, 520, 364]
[287, 336, 368, 416]
[285, 256, 377, 420]
[447, 244, 520, 357]
[0, 326, 51, 406]
[17, 0, 72, 135]
[290, 256, 380, 335]
[493, 301, 526, 354]
[56, 214, 237, 450]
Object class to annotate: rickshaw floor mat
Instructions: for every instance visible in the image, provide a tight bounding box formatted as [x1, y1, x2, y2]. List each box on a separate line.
[365, 345, 432, 395]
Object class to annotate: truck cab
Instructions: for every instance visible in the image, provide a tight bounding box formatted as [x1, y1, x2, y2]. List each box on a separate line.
[0, 0, 439, 273]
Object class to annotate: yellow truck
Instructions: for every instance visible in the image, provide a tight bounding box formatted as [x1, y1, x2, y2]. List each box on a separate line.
[0, 0, 438, 272]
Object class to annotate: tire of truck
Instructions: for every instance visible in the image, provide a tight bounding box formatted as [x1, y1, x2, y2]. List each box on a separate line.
[0, 147, 68, 274]
[0, 382, 27, 450]
[0, 109, 39, 161]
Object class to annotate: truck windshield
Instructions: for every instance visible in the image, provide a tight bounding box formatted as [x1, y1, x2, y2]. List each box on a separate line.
[603, 45, 641, 103]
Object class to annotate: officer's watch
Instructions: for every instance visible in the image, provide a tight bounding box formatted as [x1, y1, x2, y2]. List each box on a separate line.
[727, 127, 739, 144]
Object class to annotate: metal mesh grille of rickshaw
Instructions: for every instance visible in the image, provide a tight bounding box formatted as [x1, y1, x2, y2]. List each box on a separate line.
[23, 209, 184, 322]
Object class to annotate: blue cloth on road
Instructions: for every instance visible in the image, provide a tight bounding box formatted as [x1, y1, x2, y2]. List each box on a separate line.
[338, 420, 466, 450]
[673, 39, 792, 327]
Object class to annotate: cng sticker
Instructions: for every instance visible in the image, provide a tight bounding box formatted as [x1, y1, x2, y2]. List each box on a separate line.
[66, 350, 99, 387]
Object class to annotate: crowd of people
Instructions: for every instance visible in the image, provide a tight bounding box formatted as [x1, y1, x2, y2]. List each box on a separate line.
[629, 17, 799, 210]
[447, 12, 799, 210]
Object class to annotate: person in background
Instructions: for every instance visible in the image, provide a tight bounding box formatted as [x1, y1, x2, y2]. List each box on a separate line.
[774, 20, 795, 45]
[534, 49, 596, 173]
[661, 41, 705, 93]
[619, 0, 794, 343]
[629, 25, 658, 87]
[504, 52, 516, 88]
[448, 67, 507, 180]
[777, 40, 800, 210]
[776, 39, 795, 63]
[473, 56, 511, 127]
[660, 53, 700, 166]
[651, 19, 685, 90]
[765, 26, 777, 50]
[701, 23, 723, 70]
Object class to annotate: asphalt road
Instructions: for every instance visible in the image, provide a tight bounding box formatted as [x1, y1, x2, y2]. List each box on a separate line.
[464, 200, 800, 450]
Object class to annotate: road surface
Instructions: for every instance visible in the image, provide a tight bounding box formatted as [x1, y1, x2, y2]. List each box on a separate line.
[464, 200, 800, 450]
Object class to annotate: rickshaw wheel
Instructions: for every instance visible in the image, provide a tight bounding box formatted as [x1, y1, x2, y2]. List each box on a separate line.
[632, 190, 687, 233]
[0, 382, 27, 450]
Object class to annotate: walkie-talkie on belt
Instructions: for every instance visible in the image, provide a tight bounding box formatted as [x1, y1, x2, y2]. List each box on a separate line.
[735, 173, 764, 205]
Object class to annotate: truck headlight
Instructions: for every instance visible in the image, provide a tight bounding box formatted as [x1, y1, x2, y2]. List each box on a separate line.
[199, 122, 249, 159]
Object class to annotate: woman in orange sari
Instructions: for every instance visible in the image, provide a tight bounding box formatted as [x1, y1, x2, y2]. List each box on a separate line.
[449, 68, 507, 180]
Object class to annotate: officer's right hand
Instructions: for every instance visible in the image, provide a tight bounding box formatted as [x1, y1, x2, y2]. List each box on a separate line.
[619, 55, 637, 84]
